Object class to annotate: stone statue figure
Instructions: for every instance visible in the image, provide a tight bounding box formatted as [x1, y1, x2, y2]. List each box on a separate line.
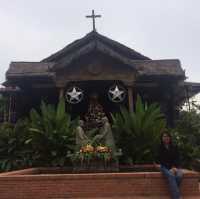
[76, 120, 89, 148]
[94, 117, 116, 155]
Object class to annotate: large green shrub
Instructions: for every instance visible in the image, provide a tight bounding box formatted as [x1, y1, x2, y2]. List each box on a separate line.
[112, 95, 166, 164]
[0, 99, 77, 171]
[28, 98, 77, 166]
[0, 96, 7, 112]
[0, 120, 32, 171]
[0, 96, 8, 122]
[173, 109, 200, 169]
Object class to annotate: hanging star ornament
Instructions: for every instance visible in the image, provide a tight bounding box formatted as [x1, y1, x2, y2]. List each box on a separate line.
[65, 86, 83, 104]
[108, 85, 126, 103]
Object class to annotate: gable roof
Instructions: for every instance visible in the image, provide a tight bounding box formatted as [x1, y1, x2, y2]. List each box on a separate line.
[42, 31, 151, 71]
[43, 31, 150, 62]
[6, 31, 185, 80]
[6, 59, 185, 79]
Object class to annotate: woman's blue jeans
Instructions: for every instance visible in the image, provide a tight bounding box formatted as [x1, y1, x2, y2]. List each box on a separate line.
[160, 165, 183, 199]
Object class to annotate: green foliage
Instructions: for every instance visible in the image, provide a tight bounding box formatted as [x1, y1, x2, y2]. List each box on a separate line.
[0, 96, 8, 122]
[28, 98, 77, 167]
[172, 109, 200, 169]
[0, 99, 77, 171]
[112, 95, 166, 164]
[0, 96, 7, 112]
[0, 120, 32, 171]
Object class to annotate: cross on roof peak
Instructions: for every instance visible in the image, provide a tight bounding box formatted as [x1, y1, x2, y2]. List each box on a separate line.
[86, 10, 101, 32]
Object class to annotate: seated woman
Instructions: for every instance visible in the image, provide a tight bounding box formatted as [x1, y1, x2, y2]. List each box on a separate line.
[157, 130, 183, 199]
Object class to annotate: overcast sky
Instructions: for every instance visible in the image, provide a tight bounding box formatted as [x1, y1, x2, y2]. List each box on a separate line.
[0, 0, 200, 84]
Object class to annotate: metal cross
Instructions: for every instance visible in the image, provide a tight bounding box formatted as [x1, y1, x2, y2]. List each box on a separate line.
[86, 10, 101, 32]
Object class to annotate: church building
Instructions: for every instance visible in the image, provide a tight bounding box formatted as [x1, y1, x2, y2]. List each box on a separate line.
[2, 13, 200, 125]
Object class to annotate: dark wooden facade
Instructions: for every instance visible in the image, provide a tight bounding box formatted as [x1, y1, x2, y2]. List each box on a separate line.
[3, 31, 196, 125]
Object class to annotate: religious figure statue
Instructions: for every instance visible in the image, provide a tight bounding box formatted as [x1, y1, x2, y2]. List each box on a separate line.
[94, 117, 116, 155]
[76, 120, 89, 148]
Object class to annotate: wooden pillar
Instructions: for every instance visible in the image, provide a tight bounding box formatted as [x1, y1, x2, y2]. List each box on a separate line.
[59, 87, 65, 99]
[185, 85, 191, 111]
[170, 86, 175, 127]
[8, 94, 12, 122]
[127, 86, 134, 112]
[3, 96, 7, 122]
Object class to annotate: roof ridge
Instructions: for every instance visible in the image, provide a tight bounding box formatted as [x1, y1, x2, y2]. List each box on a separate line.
[42, 31, 97, 62]
[11, 61, 54, 64]
[42, 31, 150, 62]
[94, 33, 150, 60]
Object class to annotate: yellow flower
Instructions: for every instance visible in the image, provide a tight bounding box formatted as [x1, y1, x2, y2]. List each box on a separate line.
[81, 144, 94, 153]
[96, 146, 110, 153]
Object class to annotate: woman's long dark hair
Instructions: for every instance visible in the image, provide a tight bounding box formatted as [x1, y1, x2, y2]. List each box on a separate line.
[160, 129, 172, 146]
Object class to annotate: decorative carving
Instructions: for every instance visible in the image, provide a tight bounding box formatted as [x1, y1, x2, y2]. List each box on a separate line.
[87, 63, 102, 75]
[65, 86, 84, 104]
[108, 84, 126, 103]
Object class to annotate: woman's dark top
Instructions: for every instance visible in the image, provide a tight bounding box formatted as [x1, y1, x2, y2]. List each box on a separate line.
[158, 144, 181, 170]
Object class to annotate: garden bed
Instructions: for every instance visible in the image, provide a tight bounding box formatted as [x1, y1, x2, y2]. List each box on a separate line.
[0, 165, 199, 199]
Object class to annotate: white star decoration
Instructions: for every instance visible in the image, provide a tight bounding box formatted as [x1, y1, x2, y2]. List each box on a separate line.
[66, 87, 83, 104]
[108, 85, 126, 103]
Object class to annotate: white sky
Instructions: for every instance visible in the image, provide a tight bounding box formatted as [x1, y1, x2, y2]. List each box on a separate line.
[0, 0, 200, 84]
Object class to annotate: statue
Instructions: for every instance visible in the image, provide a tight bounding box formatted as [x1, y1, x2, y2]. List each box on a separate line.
[74, 118, 119, 172]
[75, 120, 89, 149]
[84, 93, 106, 130]
[94, 117, 116, 156]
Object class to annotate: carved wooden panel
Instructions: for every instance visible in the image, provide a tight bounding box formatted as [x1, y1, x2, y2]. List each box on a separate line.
[55, 52, 136, 85]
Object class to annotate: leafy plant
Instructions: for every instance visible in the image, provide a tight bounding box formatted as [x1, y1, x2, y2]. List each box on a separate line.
[0, 96, 8, 122]
[28, 98, 77, 167]
[112, 95, 166, 164]
[0, 99, 78, 171]
[0, 120, 32, 171]
[172, 109, 200, 169]
[0, 96, 7, 111]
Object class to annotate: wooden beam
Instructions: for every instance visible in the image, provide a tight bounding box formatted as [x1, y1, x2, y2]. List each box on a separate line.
[59, 87, 65, 99]
[8, 95, 12, 122]
[127, 86, 134, 112]
[135, 82, 158, 87]
[32, 84, 56, 88]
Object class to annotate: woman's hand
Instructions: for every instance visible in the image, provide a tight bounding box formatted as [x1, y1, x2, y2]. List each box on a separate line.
[153, 163, 161, 170]
[170, 167, 178, 175]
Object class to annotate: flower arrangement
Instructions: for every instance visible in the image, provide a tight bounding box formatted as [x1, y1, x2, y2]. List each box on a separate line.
[96, 145, 110, 153]
[70, 144, 121, 172]
[73, 144, 112, 165]
[80, 144, 94, 153]
[95, 145, 112, 162]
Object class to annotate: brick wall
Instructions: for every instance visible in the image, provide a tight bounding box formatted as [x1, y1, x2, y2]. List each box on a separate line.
[0, 168, 199, 199]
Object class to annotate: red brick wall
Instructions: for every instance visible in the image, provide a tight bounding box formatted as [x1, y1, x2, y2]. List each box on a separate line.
[0, 168, 199, 199]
